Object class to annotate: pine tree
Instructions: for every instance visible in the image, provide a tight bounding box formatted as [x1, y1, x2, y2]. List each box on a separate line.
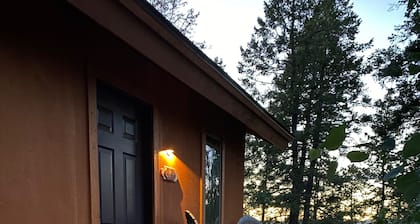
[239, 1, 315, 222]
[240, 0, 369, 223]
[368, 1, 420, 222]
[243, 135, 289, 222]
[370, 0, 420, 132]
[147, 0, 206, 48]
[147, 0, 198, 37]
[295, 1, 370, 222]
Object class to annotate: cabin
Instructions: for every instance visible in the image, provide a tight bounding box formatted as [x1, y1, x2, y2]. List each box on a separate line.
[0, 1, 292, 223]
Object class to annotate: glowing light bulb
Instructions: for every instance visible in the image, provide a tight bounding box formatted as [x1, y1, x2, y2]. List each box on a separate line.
[159, 149, 176, 165]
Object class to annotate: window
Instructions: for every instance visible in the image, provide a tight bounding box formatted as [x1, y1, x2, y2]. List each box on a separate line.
[204, 135, 222, 224]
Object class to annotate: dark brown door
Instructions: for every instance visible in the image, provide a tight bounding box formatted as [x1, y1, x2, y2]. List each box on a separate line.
[97, 85, 151, 224]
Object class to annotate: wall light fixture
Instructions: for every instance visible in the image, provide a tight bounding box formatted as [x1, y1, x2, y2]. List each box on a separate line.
[159, 149, 178, 182]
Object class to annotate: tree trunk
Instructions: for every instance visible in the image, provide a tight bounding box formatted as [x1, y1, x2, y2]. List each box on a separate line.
[302, 86, 322, 224]
[288, 1, 302, 223]
[381, 160, 386, 208]
[378, 158, 386, 215]
[350, 185, 354, 224]
[261, 203, 266, 223]
[289, 121, 301, 224]
[302, 160, 316, 224]
[312, 177, 319, 221]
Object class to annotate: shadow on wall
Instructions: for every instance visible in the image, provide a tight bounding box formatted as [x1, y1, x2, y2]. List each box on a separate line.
[162, 178, 184, 223]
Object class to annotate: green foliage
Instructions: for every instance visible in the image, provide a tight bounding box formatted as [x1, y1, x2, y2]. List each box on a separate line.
[309, 148, 321, 160]
[213, 57, 226, 70]
[346, 151, 369, 162]
[366, 2, 420, 221]
[147, 0, 198, 36]
[147, 0, 206, 48]
[403, 132, 420, 158]
[243, 135, 289, 221]
[241, 0, 369, 223]
[370, 0, 420, 133]
[324, 125, 346, 151]
[311, 124, 370, 164]
[378, 132, 420, 223]
[387, 133, 420, 182]
[327, 161, 338, 179]
[395, 171, 420, 200]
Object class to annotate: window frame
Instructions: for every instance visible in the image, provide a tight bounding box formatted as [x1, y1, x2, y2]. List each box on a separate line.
[202, 133, 224, 224]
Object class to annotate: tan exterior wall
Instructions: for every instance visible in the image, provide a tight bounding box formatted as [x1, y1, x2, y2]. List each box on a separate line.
[89, 26, 246, 224]
[0, 27, 90, 224]
[0, 2, 245, 224]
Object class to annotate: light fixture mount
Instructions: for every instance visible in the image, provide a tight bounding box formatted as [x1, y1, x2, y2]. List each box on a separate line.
[160, 165, 178, 182]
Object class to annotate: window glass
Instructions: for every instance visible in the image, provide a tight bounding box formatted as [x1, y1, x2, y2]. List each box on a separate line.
[204, 136, 222, 224]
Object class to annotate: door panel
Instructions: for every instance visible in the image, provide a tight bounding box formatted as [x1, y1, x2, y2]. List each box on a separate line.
[99, 146, 115, 224]
[97, 86, 146, 224]
[124, 154, 136, 224]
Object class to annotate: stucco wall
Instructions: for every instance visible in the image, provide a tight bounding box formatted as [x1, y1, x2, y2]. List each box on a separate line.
[0, 23, 90, 224]
[0, 2, 245, 223]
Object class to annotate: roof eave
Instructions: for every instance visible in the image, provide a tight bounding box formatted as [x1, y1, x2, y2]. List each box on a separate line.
[68, 0, 293, 148]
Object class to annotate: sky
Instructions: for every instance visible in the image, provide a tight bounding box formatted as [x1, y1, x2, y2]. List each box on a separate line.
[186, 0, 406, 168]
[188, 0, 406, 100]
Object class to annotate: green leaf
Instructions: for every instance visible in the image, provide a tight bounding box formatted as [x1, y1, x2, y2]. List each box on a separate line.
[395, 171, 420, 200]
[327, 161, 338, 179]
[346, 151, 369, 162]
[384, 166, 403, 181]
[403, 133, 420, 158]
[324, 125, 346, 150]
[380, 137, 395, 151]
[309, 148, 321, 160]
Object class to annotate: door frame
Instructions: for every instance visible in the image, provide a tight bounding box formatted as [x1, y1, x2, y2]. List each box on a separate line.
[87, 76, 100, 224]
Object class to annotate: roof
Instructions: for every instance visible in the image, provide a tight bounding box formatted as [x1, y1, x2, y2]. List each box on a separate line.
[68, 0, 293, 148]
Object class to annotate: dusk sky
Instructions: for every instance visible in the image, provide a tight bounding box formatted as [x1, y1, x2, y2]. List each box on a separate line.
[186, 0, 407, 167]
[188, 0, 406, 100]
